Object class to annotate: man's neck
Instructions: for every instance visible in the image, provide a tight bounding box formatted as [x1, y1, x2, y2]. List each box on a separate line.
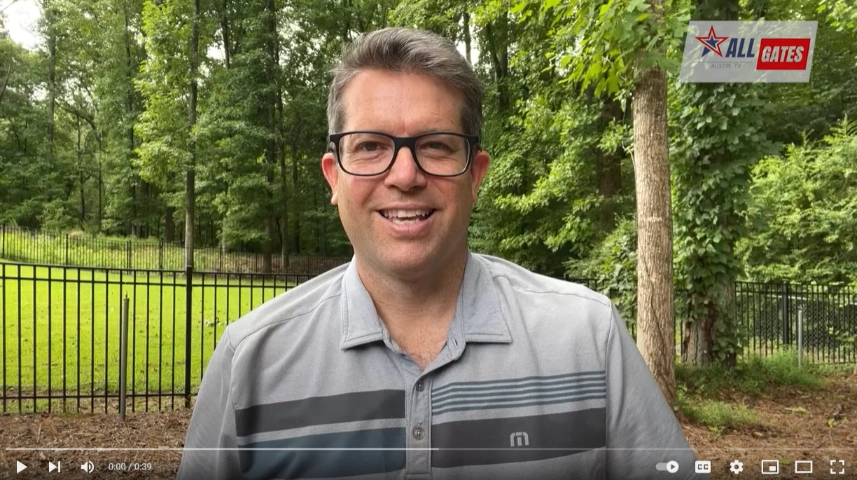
[356, 250, 468, 366]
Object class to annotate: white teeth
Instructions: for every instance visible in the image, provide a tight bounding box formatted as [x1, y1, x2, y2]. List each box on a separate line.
[381, 209, 432, 219]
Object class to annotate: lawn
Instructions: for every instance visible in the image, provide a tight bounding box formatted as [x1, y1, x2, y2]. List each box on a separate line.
[0, 263, 304, 412]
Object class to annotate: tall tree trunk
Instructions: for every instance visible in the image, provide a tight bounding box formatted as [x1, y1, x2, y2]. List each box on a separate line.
[221, 0, 231, 69]
[97, 166, 103, 229]
[77, 114, 86, 225]
[164, 207, 175, 242]
[292, 148, 300, 254]
[274, 0, 288, 270]
[46, 1, 56, 165]
[463, 11, 472, 65]
[186, 0, 200, 269]
[681, 0, 743, 367]
[632, 0, 676, 408]
[260, 0, 279, 274]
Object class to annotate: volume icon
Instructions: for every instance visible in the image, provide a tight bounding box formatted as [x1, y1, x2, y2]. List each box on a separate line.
[81, 461, 95, 473]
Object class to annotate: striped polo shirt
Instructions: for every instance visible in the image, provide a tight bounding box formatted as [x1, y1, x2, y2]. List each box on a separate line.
[177, 252, 704, 480]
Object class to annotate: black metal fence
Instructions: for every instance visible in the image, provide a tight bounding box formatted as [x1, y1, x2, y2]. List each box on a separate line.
[0, 224, 350, 275]
[0, 262, 315, 414]
[1, 261, 855, 414]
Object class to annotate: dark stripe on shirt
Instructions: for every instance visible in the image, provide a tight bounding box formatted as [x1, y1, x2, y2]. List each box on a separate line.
[431, 408, 606, 468]
[432, 371, 606, 396]
[432, 391, 607, 416]
[235, 390, 405, 436]
[240, 427, 406, 480]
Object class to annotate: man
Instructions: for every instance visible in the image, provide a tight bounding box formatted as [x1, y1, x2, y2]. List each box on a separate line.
[178, 27, 704, 480]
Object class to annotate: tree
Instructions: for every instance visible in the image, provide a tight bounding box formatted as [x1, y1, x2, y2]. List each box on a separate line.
[539, 0, 690, 406]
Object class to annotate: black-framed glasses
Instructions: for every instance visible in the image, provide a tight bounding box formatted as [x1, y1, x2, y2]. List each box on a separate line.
[328, 131, 480, 177]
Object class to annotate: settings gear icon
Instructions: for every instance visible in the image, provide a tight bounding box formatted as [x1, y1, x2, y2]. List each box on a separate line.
[729, 460, 744, 474]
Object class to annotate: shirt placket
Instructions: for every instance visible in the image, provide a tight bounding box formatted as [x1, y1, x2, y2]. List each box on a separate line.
[406, 374, 432, 480]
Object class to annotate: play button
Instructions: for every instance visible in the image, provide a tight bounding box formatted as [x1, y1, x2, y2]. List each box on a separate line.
[16, 461, 27, 473]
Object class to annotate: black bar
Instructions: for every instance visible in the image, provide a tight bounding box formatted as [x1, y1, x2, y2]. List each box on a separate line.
[77, 267, 81, 412]
[104, 268, 110, 413]
[48, 266, 52, 413]
[158, 270, 163, 411]
[146, 270, 151, 412]
[185, 265, 193, 408]
[62, 267, 67, 413]
[131, 275, 137, 413]
[2, 263, 6, 413]
[120, 295, 129, 421]
[31, 266, 36, 411]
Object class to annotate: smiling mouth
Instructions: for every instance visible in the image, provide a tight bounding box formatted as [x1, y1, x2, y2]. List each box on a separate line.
[378, 209, 435, 225]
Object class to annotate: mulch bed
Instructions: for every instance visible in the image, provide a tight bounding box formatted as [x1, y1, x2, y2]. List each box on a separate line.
[1, 374, 855, 479]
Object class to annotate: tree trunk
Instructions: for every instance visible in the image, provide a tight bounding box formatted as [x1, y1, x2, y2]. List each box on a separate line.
[681, 0, 743, 367]
[185, 0, 200, 269]
[46, 0, 56, 169]
[596, 99, 623, 233]
[273, 0, 288, 270]
[292, 152, 300, 254]
[632, 0, 676, 407]
[165, 207, 175, 242]
[77, 114, 86, 226]
[463, 11, 472, 65]
[221, 0, 231, 69]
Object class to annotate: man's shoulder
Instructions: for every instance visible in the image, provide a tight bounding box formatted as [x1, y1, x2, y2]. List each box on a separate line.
[474, 253, 612, 310]
[222, 262, 349, 347]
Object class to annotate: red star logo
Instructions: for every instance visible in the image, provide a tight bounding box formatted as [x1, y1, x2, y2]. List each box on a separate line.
[695, 26, 729, 57]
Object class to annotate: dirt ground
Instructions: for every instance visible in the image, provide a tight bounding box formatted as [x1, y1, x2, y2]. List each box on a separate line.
[1, 373, 855, 480]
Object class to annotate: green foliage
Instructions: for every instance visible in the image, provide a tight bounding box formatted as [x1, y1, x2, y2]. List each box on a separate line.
[738, 119, 857, 284]
[567, 217, 638, 321]
[536, 0, 691, 98]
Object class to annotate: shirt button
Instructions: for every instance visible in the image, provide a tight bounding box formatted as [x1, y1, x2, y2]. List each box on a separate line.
[412, 426, 425, 440]
[416, 381, 424, 392]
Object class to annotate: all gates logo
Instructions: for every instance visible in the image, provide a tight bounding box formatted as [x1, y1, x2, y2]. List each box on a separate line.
[680, 21, 817, 83]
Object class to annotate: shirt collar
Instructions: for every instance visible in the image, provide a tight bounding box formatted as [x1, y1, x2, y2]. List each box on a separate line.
[339, 252, 512, 350]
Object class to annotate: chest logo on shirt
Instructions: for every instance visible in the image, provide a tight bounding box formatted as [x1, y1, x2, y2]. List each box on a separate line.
[510, 431, 530, 447]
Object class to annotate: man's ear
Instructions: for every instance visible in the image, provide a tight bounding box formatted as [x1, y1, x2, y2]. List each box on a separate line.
[321, 153, 339, 205]
[469, 149, 490, 203]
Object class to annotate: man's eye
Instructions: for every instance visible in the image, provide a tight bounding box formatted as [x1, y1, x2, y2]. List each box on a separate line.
[357, 142, 383, 152]
[423, 142, 453, 152]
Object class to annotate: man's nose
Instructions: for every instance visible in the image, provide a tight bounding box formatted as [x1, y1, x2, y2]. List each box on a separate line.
[384, 145, 427, 189]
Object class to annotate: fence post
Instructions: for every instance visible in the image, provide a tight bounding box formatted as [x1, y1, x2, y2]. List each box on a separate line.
[126, 241, 132, 269]
[797, 307, 803, 368]
[782, 283, 788, 345]
[159, 240, 164, 270]
[65, 233, 69, 264]
[185, 265, 193, 408]
[119, 295, 130, 421]
[1, 224, 5, 257]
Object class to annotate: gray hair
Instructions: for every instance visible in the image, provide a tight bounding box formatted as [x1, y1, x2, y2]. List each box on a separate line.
[327, 27, 483, 138]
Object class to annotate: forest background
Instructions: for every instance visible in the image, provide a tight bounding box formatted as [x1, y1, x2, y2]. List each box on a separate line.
[1, 0, 856, 394]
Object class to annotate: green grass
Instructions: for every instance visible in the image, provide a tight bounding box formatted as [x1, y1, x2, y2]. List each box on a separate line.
[674, 349, 849, 433]
[675, 348, 842, 398]
[0, 229, 347, 272]
[1, 263, 299, 411]
[680, 398, 761, 435]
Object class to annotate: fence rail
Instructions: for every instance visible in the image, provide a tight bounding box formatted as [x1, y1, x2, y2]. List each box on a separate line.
[1, 261, 856, 414]
[0, 224, 350, 275]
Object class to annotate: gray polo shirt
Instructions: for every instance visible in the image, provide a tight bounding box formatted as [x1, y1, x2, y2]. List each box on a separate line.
[177, 252, 703, 480]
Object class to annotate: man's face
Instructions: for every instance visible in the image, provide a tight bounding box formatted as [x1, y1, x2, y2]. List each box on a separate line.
[321, 70, 490, 278]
